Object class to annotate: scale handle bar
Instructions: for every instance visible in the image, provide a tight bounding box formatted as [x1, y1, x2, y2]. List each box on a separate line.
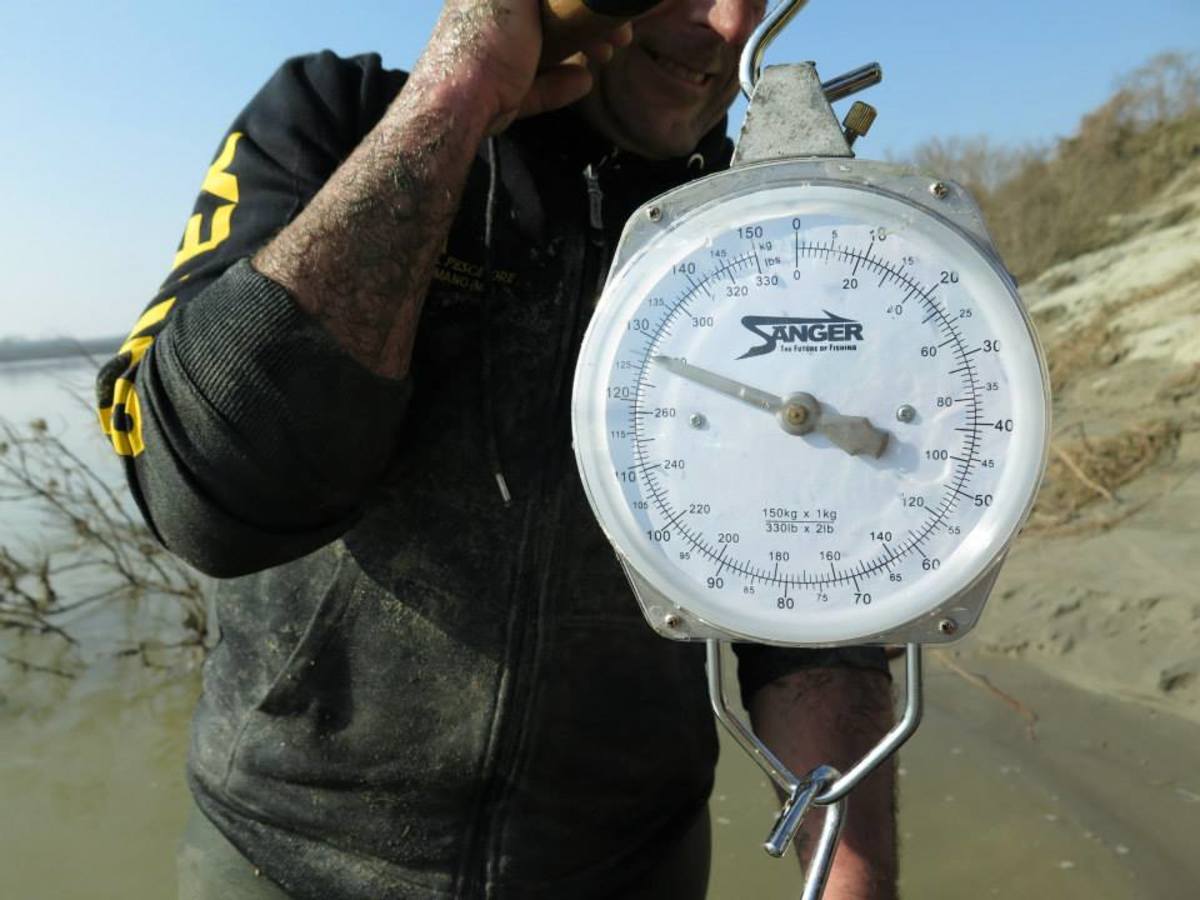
[821, 62, 883, 104]
[541, 0, 665, 62]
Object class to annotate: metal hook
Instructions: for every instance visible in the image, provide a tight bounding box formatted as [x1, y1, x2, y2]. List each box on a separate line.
[801, 794, 848, 900]
[764, 764, 839, 857]
[707, 641, 924, 899]
[738, 1, 884, 104]
[739, 0, 812, 99]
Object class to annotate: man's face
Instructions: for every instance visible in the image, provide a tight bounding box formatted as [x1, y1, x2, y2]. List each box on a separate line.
[577, 0, 767, 159]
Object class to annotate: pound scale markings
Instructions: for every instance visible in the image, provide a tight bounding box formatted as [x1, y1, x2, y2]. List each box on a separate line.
[628, 240, 984, 588]
[616, 227, 999, 592]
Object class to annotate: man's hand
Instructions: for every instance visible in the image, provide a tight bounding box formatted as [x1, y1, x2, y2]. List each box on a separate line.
[420, 0, 633, 135]
[749, 667, 898, 900]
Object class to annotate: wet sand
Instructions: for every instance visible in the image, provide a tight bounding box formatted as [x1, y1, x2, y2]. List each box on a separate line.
[709, 654, 1200, 899]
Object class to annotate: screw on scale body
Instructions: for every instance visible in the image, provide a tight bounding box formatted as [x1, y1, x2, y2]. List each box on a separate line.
[842, 101, 877, 148]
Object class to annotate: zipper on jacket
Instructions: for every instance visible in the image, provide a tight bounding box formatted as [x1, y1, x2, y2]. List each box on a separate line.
[582, 162, 612, 302]
[583, 163, 605, 236]
[474, 164, 613, 897]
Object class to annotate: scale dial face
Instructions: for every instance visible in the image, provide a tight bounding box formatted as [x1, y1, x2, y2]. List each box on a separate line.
[573, 180, 1049, 645]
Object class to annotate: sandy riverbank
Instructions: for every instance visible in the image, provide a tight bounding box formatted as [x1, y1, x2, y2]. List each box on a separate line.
[708, 654, 1200, 899]
[961, 161, 1200, 727]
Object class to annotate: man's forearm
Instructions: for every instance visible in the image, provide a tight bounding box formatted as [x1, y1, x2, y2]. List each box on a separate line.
[252, 60, 494, 380]
[251, 0, 616, 380]
[749, 667, 897, 900]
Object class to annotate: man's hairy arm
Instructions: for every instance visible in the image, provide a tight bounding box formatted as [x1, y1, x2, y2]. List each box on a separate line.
[254, 1, 624, 379]
[252, 72, 473, 379]
[749, 667, 898, 899]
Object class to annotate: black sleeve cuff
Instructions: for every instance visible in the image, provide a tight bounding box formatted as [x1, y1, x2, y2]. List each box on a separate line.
[731, 644, 891, 707]
[137, 258, 411, 575]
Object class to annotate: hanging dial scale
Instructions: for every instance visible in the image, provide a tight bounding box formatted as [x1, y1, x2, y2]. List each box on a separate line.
[571, 1, 1050, 895]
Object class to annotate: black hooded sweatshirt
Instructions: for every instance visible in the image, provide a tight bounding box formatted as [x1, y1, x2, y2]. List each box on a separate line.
[95, 51, 885, 899]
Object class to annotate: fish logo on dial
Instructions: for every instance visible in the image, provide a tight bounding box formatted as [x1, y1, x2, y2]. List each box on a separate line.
[737, 312, 865, 359]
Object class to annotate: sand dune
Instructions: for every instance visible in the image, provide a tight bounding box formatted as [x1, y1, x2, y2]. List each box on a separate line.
[963, 161, 1200, 726]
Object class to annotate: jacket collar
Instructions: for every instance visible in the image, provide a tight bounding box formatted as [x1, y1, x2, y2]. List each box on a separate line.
[512, 105, 734, 187]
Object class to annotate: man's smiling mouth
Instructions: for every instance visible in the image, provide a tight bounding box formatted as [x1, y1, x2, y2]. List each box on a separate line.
[643, 46, 715, 87]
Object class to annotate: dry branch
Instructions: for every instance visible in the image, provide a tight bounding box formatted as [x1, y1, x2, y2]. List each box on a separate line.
[932, 651, 1040, 741]
[1052, 445, 1116, 503]
[0, 416, 207, 676]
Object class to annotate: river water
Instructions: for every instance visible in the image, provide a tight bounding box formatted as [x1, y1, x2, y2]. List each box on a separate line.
[2, 358, 1198, 899]
[0, 357, 200, 897]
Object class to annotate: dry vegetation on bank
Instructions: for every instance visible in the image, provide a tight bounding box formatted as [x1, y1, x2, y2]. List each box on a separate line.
[905, 52, 1200, 539]
[921, 52, 1200, 720]
[909, 52, 1200, 283]
[0, 419, 206, 677]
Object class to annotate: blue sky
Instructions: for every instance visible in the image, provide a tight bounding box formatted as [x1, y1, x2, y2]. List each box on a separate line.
[1, 0, 1196, 340]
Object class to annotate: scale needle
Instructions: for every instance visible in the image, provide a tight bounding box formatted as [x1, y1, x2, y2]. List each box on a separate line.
[653, 355, 783, 412]
[653, 355, 889, 458]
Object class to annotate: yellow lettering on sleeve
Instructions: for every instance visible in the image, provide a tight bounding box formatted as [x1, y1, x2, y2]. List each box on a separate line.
[97, 296, 178, 457]
[172, 132, 243, 271]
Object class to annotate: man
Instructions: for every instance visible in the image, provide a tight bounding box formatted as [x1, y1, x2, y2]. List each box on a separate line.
[97, 1, 896, 897]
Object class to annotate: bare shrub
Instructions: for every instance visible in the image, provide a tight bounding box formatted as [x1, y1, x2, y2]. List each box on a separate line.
[1114, 51, 1200, 126]
[907, 51, 1200, 281]
[909, 135, 1041, 195]
[0, 417, 207, 676]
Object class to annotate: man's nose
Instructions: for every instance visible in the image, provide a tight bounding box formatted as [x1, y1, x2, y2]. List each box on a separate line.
[702, 0, 763, 47]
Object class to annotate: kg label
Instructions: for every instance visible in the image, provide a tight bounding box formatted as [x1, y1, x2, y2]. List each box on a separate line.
[737, 312, 865, 359]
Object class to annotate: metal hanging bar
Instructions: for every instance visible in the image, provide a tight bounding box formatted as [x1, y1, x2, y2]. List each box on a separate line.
[739, 0, 812, 99]
[707, 638, 796, 793]
[739, 0, 883, 104]
[821, 62, 884, 104]
[817, 644, 923, 805]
